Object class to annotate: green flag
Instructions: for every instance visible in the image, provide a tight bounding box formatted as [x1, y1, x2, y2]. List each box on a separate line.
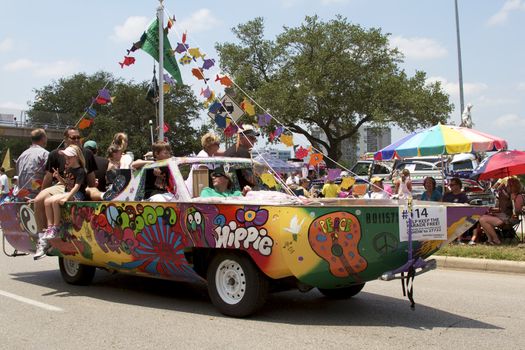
[140, 18, 183, 84]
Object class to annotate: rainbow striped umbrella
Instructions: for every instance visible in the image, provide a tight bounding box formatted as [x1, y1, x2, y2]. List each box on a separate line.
[374, 124, 507, 160]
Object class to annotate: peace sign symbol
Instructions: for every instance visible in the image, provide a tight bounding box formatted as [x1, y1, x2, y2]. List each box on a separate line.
[373, 232, 398, 255]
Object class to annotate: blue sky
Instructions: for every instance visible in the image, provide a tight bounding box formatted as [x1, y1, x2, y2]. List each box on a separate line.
[1, 0, 524, 151]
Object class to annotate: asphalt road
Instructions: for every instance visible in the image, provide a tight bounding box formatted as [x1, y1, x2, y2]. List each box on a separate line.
[1, 249, 524, 349]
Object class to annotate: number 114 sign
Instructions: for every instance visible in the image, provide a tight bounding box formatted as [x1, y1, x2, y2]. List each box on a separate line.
[398, 205, 447, 242]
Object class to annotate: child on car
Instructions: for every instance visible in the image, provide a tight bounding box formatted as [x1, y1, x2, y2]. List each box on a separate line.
[34, 145, 87, 260]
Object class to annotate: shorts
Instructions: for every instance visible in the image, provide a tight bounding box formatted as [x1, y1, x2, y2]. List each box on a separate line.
[72, 192, 85, 201]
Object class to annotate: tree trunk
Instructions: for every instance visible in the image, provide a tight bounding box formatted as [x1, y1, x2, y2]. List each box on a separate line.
[325, 140, 342, 168]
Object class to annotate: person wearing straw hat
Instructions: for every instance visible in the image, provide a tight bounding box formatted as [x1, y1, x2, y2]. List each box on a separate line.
[364, 177, 390, 199]
[223, 125, 259, 158]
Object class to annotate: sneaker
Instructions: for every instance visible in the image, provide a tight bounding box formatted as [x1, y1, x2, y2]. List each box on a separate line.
[33, 240, 48, 260]
[44, 226, 59, 240]
[468, 240, 476, 246]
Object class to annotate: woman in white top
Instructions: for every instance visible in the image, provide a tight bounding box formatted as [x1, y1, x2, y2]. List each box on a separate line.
[394, 168, 412, 199]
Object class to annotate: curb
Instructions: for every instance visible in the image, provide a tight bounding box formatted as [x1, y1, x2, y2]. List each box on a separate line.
[434, 255, 525, 274]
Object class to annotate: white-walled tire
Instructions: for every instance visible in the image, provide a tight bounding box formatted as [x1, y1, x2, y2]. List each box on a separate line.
[59, 257, 96, 285]
[207, 253, 268, 317]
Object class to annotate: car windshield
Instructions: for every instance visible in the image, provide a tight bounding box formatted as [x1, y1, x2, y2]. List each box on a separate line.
[350, 162, 371, 176]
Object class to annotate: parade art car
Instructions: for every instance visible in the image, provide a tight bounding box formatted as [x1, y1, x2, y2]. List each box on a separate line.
[0, 157, 487, 317]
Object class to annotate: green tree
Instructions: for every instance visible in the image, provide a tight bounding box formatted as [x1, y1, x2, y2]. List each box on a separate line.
[216, 16, 453, 166]
[28, 71, 204, 157]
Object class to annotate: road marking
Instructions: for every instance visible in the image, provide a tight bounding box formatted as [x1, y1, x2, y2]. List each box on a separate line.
[0, 289, 63, 312]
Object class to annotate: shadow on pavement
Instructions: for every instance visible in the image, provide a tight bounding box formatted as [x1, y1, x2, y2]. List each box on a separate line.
[9, 268, 500, 330]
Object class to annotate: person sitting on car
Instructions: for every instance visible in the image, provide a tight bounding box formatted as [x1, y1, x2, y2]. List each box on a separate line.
[200, 167, 251, 198]
[421, 176, 442, 201]
[477, 177, 524, 245]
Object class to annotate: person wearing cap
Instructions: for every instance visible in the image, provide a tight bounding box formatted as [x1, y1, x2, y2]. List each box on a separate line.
[33, 127, 97, 233]
[223, 125, 260, 158]
[200, 167, 251, 198]
[16, 128, 49, 199]
[34, 144, 87, 260]
[11, 176, 19, 197]
[363, 177, 390, 199]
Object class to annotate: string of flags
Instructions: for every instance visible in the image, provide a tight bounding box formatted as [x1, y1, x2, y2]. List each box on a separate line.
[116, 10, 328, 178]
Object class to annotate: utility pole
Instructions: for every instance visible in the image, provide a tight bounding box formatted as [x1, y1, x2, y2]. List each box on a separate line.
[455, 0, 465, 118]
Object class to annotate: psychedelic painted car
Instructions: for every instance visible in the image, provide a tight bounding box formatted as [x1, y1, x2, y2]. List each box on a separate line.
[0, 157, 486, 317]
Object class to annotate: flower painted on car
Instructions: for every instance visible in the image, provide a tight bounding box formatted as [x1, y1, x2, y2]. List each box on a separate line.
[236, 206, 269, 227]
[109, 218, 196, 280]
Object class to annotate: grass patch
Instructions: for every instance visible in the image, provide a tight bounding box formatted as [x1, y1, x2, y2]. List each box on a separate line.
[436, 242, 525, 261]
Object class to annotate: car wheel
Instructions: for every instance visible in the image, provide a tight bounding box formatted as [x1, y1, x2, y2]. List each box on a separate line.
[59, 257, 96, 285]
[318, 283, 366, 299]
[207, 253, 268, 318]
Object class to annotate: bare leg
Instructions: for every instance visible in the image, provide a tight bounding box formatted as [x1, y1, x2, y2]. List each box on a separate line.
[86, 187, 102, 201]
[34, 190, 52, 232]
[51, 195, 66, 226]
[479, 215, 503, 244]
[44, 196, 55, 228]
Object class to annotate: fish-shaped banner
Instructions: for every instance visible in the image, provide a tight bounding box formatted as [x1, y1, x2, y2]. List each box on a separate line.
[257, 113, 271, 127]
[240, 98, 255, 116]
[215, 114, 227, 129]
[78, 118, 93, 130]
[326, 168, 341, 181]
[179, 54, 192, 65]
[280, 134, 294, 147]
[260, 173, 278, 188]
[119, 56, 135, 68]
[188, 47, 204, 60]
[309, 153, 324, 167]
[191, 68, 207, 81]
[202, 58, 215, 70]
[341, 176, 356, 189]
[224, 123, 238, 137]
[295, 146, 309, 159]
[215, 74, 233, 87]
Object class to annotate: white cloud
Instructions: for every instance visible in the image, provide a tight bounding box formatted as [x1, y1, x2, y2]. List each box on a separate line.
[0, 38, 14, 53]
[476, 95, 518, 107]
[111, 16, 150, 43]
[494, 113, 525, 128]
[177, 9, 222, 33]
[487, 0, 525, 26]
[518, 82, 525, 91]
[3, 58, 80, 77]
[3, 58, 37, 71]
[390, 36, 447, 60]
[426, 76, 488, 97]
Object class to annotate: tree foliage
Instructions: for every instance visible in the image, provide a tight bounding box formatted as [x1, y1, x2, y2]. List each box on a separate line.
[28, 71, 204, 157]
[216, 16, 453, 166]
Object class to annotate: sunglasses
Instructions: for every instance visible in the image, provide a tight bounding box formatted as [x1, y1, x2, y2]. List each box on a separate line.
[68, 136, 81, 140]
[211, 173, 226, 178]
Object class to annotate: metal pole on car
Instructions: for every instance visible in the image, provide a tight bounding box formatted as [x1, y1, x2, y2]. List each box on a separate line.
[157, 0, 164, 142]
[455, 0, 465, 119]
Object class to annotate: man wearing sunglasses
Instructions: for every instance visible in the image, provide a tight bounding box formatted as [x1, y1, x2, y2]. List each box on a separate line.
[32, 127, 98, 233]
[223, 125, 259, 158]
[200, 167, 251, 198]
